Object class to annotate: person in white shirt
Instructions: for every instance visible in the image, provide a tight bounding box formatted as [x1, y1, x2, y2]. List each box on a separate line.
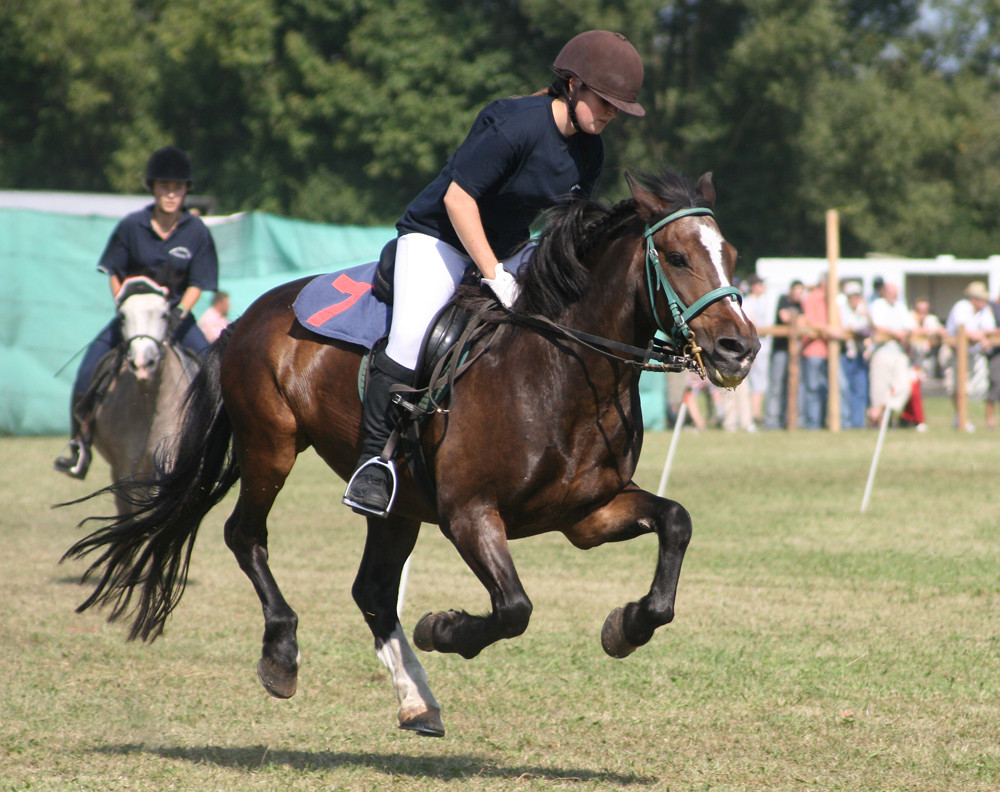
[945, 281, 996, 430]
[868, 282, 913, 426]
[739, 274, 770, 427]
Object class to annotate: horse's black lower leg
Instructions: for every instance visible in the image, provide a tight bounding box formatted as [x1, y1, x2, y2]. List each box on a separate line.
[225, 496, 301, 698]
[600, 497, 691, 658]
[412, 513, 532, 659]
[559, 487, 691, 658]
[352, 515, 442, 736]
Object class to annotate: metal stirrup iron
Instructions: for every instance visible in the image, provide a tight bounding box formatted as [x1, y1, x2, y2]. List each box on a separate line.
[342, 457, 398, 519]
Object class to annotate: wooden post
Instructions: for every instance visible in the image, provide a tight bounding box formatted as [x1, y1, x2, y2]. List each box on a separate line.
[957, 326, 968, 430]
[826, 210, 841, 432]
[787, 324, 801, 431]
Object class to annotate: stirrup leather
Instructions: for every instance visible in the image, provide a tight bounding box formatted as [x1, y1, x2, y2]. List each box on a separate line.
[341, 457, 398, 518]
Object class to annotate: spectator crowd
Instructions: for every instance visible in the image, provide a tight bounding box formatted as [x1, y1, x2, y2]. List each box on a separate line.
[666, 275, 1000, 433]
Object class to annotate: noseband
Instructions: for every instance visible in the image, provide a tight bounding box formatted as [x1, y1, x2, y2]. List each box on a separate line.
[126, 333, 167, 348]
[643, 207, 743, 354]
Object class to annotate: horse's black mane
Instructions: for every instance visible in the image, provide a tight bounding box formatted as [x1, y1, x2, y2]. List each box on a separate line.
[456, 169, 708, 321]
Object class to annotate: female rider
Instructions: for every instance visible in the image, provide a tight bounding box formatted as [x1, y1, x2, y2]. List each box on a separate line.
[342, 30, 646, 517]
[54, 146, 219, 479]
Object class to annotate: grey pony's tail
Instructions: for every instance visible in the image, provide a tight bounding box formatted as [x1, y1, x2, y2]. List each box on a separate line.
[60, 329, 240, 641]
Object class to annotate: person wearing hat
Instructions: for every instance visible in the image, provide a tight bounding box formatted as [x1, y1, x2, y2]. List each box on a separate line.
[54, 146, 219, 478]
[945, 280, 997, 429]
[342, 30, 646, 516]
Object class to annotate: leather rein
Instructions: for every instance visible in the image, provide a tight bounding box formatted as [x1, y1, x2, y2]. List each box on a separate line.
[396, 205, 746, 420]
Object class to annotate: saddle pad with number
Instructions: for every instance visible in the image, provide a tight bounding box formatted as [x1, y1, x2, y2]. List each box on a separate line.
[292, 262, 390, 349]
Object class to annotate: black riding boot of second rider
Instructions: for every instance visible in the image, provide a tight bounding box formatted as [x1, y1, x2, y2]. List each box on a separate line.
[342, 348, 415, 517]
[53, 392, 93, 479]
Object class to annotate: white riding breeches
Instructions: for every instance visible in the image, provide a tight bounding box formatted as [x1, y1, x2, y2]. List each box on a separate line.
[385, 233, 534, 369]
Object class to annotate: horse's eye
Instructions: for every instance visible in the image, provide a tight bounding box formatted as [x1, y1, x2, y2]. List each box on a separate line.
[665, 251, 687, 268]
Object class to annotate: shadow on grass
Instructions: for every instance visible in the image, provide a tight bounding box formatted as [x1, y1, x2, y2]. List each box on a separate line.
[96, 743, 657, 786]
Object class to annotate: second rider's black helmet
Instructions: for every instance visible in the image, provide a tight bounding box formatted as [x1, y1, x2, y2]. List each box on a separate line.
[144, 146, 194, 189]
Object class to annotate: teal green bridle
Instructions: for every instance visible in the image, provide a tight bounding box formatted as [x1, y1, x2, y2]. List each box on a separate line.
[644, 207, 743, 353]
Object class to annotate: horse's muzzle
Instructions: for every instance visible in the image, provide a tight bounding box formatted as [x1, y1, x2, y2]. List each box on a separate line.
[128, 339, 163, 381]
[704, 332, 760, 388]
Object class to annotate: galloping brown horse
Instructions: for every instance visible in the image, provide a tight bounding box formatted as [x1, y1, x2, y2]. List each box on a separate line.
[64, 170, 758, 737]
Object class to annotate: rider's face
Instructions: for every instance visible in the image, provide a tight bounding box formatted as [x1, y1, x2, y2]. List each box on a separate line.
[572, 82, 618, 135]
[152, 180, 188, 214]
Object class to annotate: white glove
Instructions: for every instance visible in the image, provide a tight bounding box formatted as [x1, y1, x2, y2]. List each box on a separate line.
[482, 263, 520, 309]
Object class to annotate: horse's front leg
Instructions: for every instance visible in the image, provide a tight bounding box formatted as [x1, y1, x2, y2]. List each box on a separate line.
[412, 506, 533, 660]
[353, 515, 443, 737]
[566, 484, 692, 658]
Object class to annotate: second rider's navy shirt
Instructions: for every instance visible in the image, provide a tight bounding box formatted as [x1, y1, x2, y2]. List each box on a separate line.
[397, 94, 604, 260]
[97, 206, 219, 303]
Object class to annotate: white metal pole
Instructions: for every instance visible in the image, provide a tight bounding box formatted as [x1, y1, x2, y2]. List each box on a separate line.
[861, 400, 893, 513]
[657, 397, 689, 497]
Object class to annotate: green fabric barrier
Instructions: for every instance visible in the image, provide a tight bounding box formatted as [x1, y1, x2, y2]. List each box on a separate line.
[1, 209, 394, 435]
[1, 208, 670, 436]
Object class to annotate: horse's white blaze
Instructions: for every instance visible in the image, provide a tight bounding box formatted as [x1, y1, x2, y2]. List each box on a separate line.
[375, 623, 440, 720]
[696, 221, 727, 286]
[697, 221, 744, 320]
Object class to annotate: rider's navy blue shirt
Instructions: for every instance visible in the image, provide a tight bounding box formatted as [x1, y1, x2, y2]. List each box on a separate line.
[97, 205, 219, 302]
[397, 94, 604, 259]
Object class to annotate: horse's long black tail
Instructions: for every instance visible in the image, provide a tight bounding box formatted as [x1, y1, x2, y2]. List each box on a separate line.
[61, 331, 240, 642]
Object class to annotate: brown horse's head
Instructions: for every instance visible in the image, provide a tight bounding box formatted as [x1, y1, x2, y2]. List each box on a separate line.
[627, 171, 759, 388]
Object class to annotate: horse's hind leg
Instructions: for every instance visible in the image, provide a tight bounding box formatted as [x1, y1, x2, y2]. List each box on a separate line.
[224, 446, 302, 699]
[566, 485, 692, 658]
[353, 515, 443, 737]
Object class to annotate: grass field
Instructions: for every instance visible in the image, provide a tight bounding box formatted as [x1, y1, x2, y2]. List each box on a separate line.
[2, 395, 998, 791]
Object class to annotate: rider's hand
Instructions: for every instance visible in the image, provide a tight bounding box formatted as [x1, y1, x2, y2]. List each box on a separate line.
[482, 263, 520, 309]
[167, 305, 187, 336]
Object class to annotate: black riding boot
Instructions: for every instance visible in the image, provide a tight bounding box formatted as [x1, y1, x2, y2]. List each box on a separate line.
[342, 347, 415, 517]
[54, 392, 93, 479]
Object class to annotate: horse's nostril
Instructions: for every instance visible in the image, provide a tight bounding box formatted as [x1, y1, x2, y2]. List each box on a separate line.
[719, 336, 752, 357]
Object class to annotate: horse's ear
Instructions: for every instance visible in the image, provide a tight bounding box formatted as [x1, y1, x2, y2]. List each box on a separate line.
[696, 172, 716, 207]
[626, 171, 669, 222]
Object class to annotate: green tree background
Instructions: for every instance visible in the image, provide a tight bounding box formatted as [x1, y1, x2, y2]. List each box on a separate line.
[2, 0, 999, 268]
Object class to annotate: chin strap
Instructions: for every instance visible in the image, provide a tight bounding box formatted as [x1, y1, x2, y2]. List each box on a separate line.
[566, 83, 582, 133]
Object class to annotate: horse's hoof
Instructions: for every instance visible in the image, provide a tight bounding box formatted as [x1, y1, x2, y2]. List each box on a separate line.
[601, 607, 637, 659]
[413, 612, 436, 652]
[257, 651, 300, 699]
[399, 706, 445, 738]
